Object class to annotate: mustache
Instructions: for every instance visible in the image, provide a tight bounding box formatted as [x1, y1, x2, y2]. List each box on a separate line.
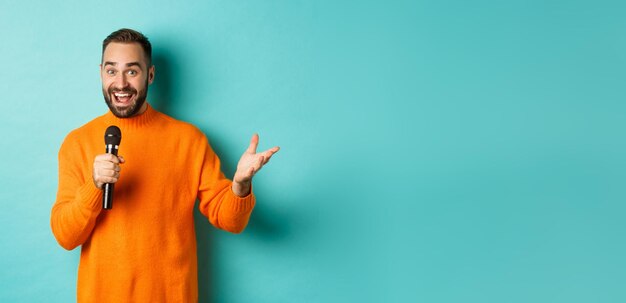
[109, 87, 137, 94]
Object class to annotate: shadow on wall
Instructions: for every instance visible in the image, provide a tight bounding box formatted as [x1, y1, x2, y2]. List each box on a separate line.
[152, 45, 294, 302]
[150, 51, 176, 115]
[193, 196, 294, 302]
[197, 130, 295, 302]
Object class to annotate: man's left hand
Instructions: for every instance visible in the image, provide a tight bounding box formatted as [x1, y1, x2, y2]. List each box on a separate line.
[232, 133, 280, 197]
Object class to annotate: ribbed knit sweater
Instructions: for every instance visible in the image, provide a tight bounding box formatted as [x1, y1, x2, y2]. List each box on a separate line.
[50, 104, 255, 302]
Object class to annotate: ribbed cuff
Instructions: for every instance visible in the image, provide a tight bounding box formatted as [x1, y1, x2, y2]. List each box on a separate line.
[229, 187, 256, 212]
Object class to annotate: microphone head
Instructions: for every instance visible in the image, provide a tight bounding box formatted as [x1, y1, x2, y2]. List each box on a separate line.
[104, 125, 122, 145]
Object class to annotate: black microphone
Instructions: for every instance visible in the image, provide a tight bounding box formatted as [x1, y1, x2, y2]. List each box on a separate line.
[103, 126, 121, 210]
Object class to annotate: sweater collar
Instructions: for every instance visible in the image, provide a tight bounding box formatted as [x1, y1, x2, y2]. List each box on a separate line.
[103, 103, 159, 129]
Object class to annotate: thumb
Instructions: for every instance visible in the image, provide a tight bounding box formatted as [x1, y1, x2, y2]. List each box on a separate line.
[246, 133, 259, 154]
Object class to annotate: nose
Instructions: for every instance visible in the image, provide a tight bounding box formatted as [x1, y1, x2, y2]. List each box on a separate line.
[113, 73, 129, 89]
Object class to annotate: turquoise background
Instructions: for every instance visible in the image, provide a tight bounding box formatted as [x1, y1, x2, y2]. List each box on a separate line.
[1, 0, 625, 302]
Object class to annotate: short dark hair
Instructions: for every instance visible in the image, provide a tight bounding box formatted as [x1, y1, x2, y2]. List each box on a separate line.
[102, 28, 152, 66]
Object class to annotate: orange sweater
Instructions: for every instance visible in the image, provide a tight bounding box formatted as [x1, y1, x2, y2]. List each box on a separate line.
[51, 104, 255, 302]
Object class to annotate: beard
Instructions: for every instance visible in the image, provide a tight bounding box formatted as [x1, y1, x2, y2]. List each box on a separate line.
[102, 79, 149, 118]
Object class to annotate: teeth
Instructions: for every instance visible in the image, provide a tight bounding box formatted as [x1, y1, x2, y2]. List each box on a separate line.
[115, 93, 130, 97]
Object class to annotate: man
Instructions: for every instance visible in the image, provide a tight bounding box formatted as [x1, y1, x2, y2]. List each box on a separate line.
[50, 28, 279, 302]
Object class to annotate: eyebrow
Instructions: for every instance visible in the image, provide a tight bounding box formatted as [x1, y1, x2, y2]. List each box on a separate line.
[103, 61, 143, 68]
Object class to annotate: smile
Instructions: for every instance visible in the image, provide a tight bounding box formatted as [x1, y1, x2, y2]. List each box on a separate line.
[113, 92, 134, 104]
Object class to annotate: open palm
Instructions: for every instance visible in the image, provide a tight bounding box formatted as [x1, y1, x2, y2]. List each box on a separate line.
[233, 133, 279, 185]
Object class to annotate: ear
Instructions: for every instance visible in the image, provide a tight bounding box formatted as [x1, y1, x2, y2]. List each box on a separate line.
[148, 65, 155, 85]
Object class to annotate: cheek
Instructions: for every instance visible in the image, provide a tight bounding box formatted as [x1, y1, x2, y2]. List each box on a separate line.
[102, 82, 111, 92]
[101, 77, 113, 87]
[134, 78, 149, 89]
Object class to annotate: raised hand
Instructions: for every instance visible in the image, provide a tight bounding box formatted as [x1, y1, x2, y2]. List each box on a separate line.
[232, 134, 279, 197]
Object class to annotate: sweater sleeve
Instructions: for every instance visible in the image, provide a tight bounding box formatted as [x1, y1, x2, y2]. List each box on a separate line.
[197, 137, 255, 234]
[50, 133, 103, 250]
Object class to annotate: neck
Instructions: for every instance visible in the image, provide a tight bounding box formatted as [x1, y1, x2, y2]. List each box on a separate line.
[104, 102, 158, 130]
[131, 101, 149, 117]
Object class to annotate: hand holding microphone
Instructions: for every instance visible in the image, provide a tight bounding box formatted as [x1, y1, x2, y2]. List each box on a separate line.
[93, 126, 123, 209]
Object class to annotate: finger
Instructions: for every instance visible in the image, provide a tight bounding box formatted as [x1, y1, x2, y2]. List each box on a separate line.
[262, 148, 279, 158]
[262, 153, 273, 165]
[99, 176, 119, 184]
[261, 147, 279, 163]
[95, 174, 119, 183]
[118, 155, 125, 164]
[97, 161, 120, 169]
[105, 171, 120, 179]
[95, 154, 120, 164]
[96, 161, 118, 170]
[260, 146, 280, 157]
[100, 169, 120, 178]
[246, 133, 259, 154]
[95, 154, 116, 163]
[99, 169, 115, 177]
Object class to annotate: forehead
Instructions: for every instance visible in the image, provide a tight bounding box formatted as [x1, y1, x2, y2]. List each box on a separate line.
[102, 42, 147, 66]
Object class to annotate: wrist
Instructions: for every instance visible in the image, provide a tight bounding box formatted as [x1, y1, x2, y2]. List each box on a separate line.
[232, 180, 251, 197]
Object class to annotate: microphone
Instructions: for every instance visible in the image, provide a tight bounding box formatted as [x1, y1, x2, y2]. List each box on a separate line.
[103, 126, 121, 210]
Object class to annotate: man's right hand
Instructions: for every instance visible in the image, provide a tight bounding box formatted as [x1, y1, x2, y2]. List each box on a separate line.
[93, 154, 125, 189]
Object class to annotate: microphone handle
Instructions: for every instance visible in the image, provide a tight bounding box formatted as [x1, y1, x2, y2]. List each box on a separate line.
[103, 144, 119, 210]
[103, 184, 114, 209]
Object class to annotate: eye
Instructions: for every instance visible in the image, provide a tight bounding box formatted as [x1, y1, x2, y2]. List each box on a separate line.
[106, 69, 116, 76]
[127, 70, 138, 76]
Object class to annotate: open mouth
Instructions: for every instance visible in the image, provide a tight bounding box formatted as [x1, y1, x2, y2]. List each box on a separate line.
[113, 92, 135, 106]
